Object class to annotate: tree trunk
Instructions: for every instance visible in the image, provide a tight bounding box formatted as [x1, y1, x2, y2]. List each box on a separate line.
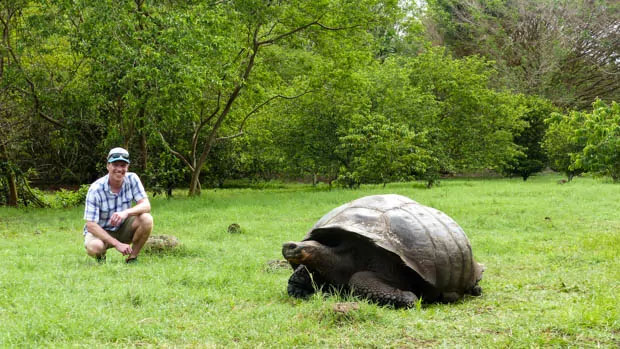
[1, 142, 18, 206]
[187, 33, 261, 197]
[7, 172, 17, 206]
[140, 132, 147, 172]
[0, 26, 15, 206]
[189, 169, 201, 196]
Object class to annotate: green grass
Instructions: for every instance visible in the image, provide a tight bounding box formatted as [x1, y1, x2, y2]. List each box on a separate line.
[0, 174, 618, 347]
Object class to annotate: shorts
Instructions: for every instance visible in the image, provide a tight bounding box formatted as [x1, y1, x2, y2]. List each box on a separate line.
[84, 216, 136, 248]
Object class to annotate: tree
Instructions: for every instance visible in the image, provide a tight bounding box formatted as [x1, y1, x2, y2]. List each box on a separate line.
[573, 100, 620, 182]
[1, 1, 36, 205]
[153, 0, 403, 195]
[336, 113, 436, 187]
[503, 96, 556, 180]
[542, 112, 586, 181]
[1, 0, 76, 203]
[363, 56, 442, 185]
[260, 62, 374, 186]
[264, 98, 346, 185]
[404, 48, 526, 174]
[69, 0, 176, 173]
[0, 0, 103, 191]
[144, 149, 186, 198]
[424, 0, 619, 110]
[0, 123, 19, 206]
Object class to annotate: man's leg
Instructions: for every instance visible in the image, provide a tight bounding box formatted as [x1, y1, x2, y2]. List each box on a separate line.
[127, 213, 153, 260]
[84, 233, 107, 261]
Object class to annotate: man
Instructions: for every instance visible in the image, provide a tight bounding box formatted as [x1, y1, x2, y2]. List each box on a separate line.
[83, 147, 153, 263]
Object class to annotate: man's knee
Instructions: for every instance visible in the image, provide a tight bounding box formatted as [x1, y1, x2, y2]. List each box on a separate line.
[136, 213, 154, 230]
[85, 238, 105, 256]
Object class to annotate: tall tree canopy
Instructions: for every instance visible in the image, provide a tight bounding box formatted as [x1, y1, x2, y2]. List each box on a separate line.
[425, 0, 619, 110]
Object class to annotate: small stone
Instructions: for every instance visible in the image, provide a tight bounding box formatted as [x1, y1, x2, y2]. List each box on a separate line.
[264, 259, 290, 272]
[227, 223, 241, 234]
[332, 302, 360, 314]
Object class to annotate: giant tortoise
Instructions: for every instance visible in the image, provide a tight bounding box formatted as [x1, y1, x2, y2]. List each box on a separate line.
[282, 194, 484, 308]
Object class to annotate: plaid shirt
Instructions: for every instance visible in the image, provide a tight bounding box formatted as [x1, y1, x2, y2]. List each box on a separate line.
[83, 172, 147, 235]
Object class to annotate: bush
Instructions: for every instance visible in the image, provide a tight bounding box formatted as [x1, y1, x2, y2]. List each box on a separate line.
[543, 100, 619, 182]
[502, 96, 556, 181]
[335, 113, 436, 188]
[0, 164, 49, 207]
[573, 100, 620, 182]
[145, 152, 187, 198]
[52, 184, 90, 208]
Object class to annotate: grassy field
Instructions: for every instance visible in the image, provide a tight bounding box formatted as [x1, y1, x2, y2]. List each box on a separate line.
[0, 174, 618, 347]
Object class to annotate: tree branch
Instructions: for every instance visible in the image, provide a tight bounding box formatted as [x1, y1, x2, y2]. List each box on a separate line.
[192, 91, 221, 158]
[5, 28, 65, 128]
[215, 133, 244, 141]
[218, 90, 314, 141]
[55, 55, 88, 94]
[257, 20, 358, 46]
[158, 131, 194, 171]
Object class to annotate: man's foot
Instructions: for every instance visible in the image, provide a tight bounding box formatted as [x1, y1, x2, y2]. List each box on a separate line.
[125, 256, 138, 264]
[96, 255, 106, 264]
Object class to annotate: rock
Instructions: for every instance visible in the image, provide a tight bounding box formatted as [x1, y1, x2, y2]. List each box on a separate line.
[144, 234, 181, 253]
[227, 223, 241, 234]
[332, 302, 360, 314]
[264, 259, 290, 272]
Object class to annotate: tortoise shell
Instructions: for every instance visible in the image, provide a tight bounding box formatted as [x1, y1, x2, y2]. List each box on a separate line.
[303, 194, 482, 295]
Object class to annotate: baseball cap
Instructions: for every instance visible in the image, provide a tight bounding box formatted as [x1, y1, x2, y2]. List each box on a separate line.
[107, 147, 130, 163]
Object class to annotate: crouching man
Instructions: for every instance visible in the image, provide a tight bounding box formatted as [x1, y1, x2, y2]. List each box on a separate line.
[83, 147, 153, 264]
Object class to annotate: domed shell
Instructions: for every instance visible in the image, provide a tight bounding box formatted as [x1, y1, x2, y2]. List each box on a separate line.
[304, 194, 480, 294]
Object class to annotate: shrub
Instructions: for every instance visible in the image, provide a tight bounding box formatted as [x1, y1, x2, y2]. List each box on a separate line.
[52, 184, 90, 208]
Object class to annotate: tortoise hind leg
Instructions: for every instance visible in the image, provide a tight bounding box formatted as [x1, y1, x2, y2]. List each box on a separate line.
[349, 271, 418, 308]
[287, 265, 325, 298]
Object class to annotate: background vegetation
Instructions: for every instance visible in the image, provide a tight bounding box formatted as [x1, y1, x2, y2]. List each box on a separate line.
[0, 175, 618, 346]
[1, 0, 618, 206]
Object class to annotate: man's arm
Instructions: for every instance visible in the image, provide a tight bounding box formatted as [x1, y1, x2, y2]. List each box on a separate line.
[109, 198, 151, 227]
[128, 197, 151, 215]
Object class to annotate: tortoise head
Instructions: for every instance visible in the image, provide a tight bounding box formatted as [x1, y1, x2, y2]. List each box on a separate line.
[282, 238, 357, 282]
[282, 240, 331, 266]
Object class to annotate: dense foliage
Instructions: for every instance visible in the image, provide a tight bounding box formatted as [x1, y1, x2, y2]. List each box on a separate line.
[544, 100, 620, 182]
[1, 0, 618, 205]
[502, 96, 556, 181]
[425, 0, 619, 109]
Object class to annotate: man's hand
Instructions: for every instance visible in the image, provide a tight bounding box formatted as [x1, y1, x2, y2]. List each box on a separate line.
[110, 210, 129, 227]
[115, 242, 133, 256]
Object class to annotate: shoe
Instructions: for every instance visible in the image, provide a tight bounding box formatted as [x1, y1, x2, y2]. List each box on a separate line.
[125, 257, 138, 264]
[96, 255, 106, 264]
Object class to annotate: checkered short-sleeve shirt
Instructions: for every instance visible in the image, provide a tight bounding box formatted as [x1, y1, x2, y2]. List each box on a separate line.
[83, 172, 147, 235]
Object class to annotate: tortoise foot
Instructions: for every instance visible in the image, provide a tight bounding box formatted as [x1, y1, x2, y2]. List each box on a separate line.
[470, 285, 482, 296]
[287, 265, 316, 298]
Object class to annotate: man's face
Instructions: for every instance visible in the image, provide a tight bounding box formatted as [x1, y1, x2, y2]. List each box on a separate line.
[107, 161, 129, 181]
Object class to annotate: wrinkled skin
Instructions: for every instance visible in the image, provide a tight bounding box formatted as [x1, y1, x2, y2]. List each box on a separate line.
[282, 233, 435, 308]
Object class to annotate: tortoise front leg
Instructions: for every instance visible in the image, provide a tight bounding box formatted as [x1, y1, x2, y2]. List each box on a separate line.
[349, 271, 418, 308]
[287, 265, 320, 298]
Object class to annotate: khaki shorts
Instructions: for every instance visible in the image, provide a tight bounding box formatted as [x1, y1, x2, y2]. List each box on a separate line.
[84, 216, 136, 248]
